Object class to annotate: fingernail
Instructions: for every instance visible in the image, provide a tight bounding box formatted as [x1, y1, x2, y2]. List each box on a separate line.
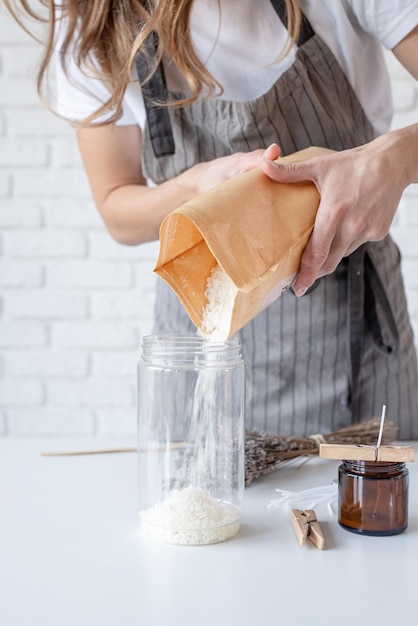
[293, 285, 307, 297]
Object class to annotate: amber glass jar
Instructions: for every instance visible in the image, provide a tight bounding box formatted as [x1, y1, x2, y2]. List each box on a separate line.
[338, 460, 409, 536]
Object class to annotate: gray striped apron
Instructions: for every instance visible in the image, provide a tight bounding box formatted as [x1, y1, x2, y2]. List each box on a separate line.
[136, 0, 418, 439]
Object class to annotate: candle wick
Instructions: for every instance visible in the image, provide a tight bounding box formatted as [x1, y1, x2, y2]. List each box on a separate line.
[376, 404, 386, 450]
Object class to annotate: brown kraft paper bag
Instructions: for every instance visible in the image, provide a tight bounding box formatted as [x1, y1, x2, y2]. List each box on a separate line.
[154, 146, 334, 340]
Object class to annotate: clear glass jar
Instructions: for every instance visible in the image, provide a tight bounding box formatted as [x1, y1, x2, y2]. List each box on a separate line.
[338, 460, 409, 536]
[137, 334, 245, 545]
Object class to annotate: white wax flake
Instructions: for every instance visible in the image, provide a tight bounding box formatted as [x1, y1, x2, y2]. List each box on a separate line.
[140, 485, 240, 545]
[201, 264, 238, 342]
[268, 482, 338, 515]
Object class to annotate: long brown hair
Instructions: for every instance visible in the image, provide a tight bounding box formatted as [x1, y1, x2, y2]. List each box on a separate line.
[4, 0, 302, 124]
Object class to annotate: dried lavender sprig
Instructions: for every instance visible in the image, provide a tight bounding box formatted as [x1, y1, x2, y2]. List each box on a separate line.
[244, 418, 397, 485]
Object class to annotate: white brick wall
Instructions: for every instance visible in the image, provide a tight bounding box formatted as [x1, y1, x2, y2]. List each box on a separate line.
[0, 5, 417, 437]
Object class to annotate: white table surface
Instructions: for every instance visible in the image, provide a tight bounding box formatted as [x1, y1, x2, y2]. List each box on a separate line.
[1, 437, 417, 626]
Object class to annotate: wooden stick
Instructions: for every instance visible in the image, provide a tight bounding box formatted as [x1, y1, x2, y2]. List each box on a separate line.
[41, 447, 137, 457]
[319, 443, 415, 463]
[41, 442, 186, 457]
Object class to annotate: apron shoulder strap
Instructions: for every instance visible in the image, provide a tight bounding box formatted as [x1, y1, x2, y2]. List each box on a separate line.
[135, 31, 175, 157]
[270, 0, 315, 45]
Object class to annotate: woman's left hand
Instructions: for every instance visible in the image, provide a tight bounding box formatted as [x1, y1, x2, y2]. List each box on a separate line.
[261, 126, 418, 296]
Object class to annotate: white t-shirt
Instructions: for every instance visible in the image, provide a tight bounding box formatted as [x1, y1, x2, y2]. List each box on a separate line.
[53, 0, 418, 135]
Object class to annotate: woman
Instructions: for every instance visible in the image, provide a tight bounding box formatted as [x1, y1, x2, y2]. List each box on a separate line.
[6, 0, 418, 438]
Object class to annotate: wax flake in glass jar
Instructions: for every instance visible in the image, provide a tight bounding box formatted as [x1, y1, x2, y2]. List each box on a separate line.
[140, 485, 240, 545]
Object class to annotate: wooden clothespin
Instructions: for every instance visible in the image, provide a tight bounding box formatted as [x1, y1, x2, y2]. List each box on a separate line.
[290, 508, 325, 550]
[319, 443, 415, 463]
[319, 406, 415, 464]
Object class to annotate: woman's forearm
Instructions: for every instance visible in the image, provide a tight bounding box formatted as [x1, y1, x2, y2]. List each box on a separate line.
[383, 123, 418, 185]
[98, 173, 197, 245]
[77, 123, 200, 245]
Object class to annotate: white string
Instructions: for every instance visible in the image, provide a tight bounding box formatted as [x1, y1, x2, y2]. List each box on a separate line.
[268, 482, 338, 516]
[376, 404, 386, 449]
